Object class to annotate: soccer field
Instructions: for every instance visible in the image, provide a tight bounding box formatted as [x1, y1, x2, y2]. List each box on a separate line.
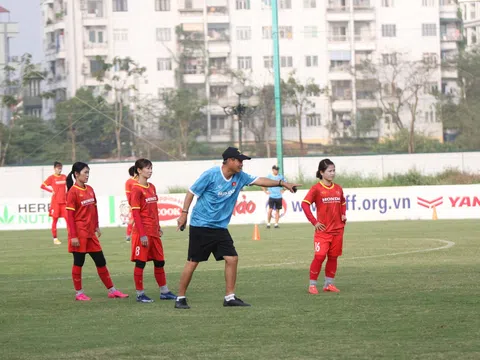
[0, 220, 479, 360]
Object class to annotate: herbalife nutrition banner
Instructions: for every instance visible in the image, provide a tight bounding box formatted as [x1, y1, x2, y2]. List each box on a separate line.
[1, 184, 479, 231]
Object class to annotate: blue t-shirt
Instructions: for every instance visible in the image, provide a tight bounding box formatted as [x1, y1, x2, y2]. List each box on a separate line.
[267, 173, 286, 199]
[189, 167, 258, 229]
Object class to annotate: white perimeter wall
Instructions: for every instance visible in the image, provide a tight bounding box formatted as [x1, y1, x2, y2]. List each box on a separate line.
[1, 152, 480, 199]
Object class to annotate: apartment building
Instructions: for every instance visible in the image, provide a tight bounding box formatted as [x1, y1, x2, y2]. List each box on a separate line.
[42, 0, 464, 144]
[459, 0, 480, 48]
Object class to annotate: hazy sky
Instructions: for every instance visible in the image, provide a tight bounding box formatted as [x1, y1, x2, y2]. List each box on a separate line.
[1, 0, 43, 63]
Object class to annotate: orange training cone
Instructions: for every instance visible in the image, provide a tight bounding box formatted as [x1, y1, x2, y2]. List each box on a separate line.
[432, 206, 438, 220]
[252, 224, 261, 241]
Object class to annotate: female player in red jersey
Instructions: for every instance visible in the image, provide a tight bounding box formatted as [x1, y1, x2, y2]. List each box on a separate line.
[301, 159, 347, 294]
[66, 162, 129, 301]
[124, 165, 137, 242]
[130, 158, 176, 303]
[41, 161, 67, 245]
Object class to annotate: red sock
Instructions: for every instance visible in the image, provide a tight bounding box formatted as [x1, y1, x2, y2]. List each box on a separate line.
[72, 265, 82, 291]
[96, 266, 114, 289]
[309, 254, 326, 281]
[52, 218, 58, 238]
[154, 267, 166, 287]
[126, 223, 133, 236]
[325, 256, 338, 278]
[134, 266, 144, 291]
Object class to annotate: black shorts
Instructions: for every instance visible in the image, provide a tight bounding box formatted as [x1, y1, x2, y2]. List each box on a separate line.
[268, 197, 283, 210]
[188, 226, 238, 262]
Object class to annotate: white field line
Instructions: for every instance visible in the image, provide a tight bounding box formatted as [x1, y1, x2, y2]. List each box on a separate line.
[0, 238, 455, 284]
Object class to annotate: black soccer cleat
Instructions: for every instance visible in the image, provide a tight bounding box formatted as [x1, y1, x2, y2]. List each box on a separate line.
[174, 297, 190, 309]
[223, 296, 251, 307]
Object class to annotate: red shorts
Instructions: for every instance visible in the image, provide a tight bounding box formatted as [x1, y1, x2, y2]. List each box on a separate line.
[130, 233, 164, 262]
[68, 235, 102, 253]
[314, 230, 344, 257]
[49, 203, 67, 219]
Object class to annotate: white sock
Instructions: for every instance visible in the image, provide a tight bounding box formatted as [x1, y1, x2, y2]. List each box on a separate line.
[324, 277, 334, 287]
[160, 285, 169, 294]
[136, 290, 144, 296]
[267, 223, 271, 226]
[108, 287, 117, 293]
[225, 293, 235, 301]
[76, 289, 84, 296]
[176, 296, 186, 300]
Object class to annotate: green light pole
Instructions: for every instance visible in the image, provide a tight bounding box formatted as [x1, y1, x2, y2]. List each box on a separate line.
[271, 0, 284, 174]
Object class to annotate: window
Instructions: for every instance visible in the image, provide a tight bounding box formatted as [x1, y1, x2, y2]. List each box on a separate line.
[304, 0, 316, 8]
[112, 0, 127, 12]
[279, 26, 293, 39]
[279, 0, 292, 9]
[87, 0, 104, 17]
[305, 55, 318, 67]
[425, 82, 438, 94]
[156, 28, 171, 41]
[236, 27, 251, 40]
[381, 0, 394, 6]
[88, 30, 105, 43]
[421, 0, 434, 6]
[382, 24, 396, 37]
[264, 56, 273, 68]
[306, 114, 321, 126]
[113, 29, 128, 42]
[281, 56, 293, 67]
[237, 56, 252, 69]
[210, 86, 228, 100]
[304, 26, 318, 38]
[90, 59, 104, 75]
[236, 0, 250, 10]
[382, 53, 397, 65]
[27, 108, 42, 117]
[282, 115, 296, 127]
[261, 0, 271, 9]
[155, 0, 170, 11]
[211, 116, 227, 131]
[262, 26, 272, 39]
[27, 79, 41, 97]
[423, 52, 438, 65]
[157, 57, 172, 71]
[422, 24, 437, 36]
[424, 111, 435, 123]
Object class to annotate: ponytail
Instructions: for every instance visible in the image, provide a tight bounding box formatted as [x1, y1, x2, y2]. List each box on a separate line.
[66, 171, 75, 190]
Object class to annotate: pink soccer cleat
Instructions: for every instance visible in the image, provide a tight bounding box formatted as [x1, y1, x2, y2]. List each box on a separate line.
[75, 293, 91, 301]
[308, 285, 319, 295]
[108, 290, 129, 298]
[323, 284, 340, 293]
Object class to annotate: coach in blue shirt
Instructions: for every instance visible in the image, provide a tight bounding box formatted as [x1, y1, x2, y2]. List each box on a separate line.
[174, 147, 300, 309]
[263, 165, 285, 229]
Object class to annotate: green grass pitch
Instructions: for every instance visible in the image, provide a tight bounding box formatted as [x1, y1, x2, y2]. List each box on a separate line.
[0, 220, 479, 360]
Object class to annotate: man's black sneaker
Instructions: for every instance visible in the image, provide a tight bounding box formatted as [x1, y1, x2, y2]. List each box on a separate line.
[174, 297, 190, 309]
[223, 296, 251, 307]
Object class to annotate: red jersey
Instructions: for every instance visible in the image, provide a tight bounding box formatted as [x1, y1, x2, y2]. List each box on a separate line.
[130, 183, 159, 237]
[303, 182, 346, 233]
[43, 174, 67, 204]
[66, 184, 98, 238]
[125, 177, 137, 205]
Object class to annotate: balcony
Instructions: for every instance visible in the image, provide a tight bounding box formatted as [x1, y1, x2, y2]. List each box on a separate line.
[178, 7, 204, 23]
[439, 4, 459, 22]
[207, 6, 229, 23]
[208, 41, 231, 54]
[441, 67, 458, 79]
[84, 42, 109, 57]
[82, 11, 108, 26]
[441, 31, 463, 42]
[354, 33, 376, 51]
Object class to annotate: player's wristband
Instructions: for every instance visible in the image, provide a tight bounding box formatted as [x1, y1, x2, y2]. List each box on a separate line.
[278, 180, 282, 187]
[182, 210, 188, 214]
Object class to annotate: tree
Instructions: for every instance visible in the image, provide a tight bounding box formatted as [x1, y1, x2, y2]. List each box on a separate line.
[0, 53, 47, 166]
[54, 88, 115, 161]
[439, 49, 480, 150]
[158, 88, 206, 158]
[357, 53, 437, 153]
[95, 56, 146, 160]
[282, 72, 321, 154]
